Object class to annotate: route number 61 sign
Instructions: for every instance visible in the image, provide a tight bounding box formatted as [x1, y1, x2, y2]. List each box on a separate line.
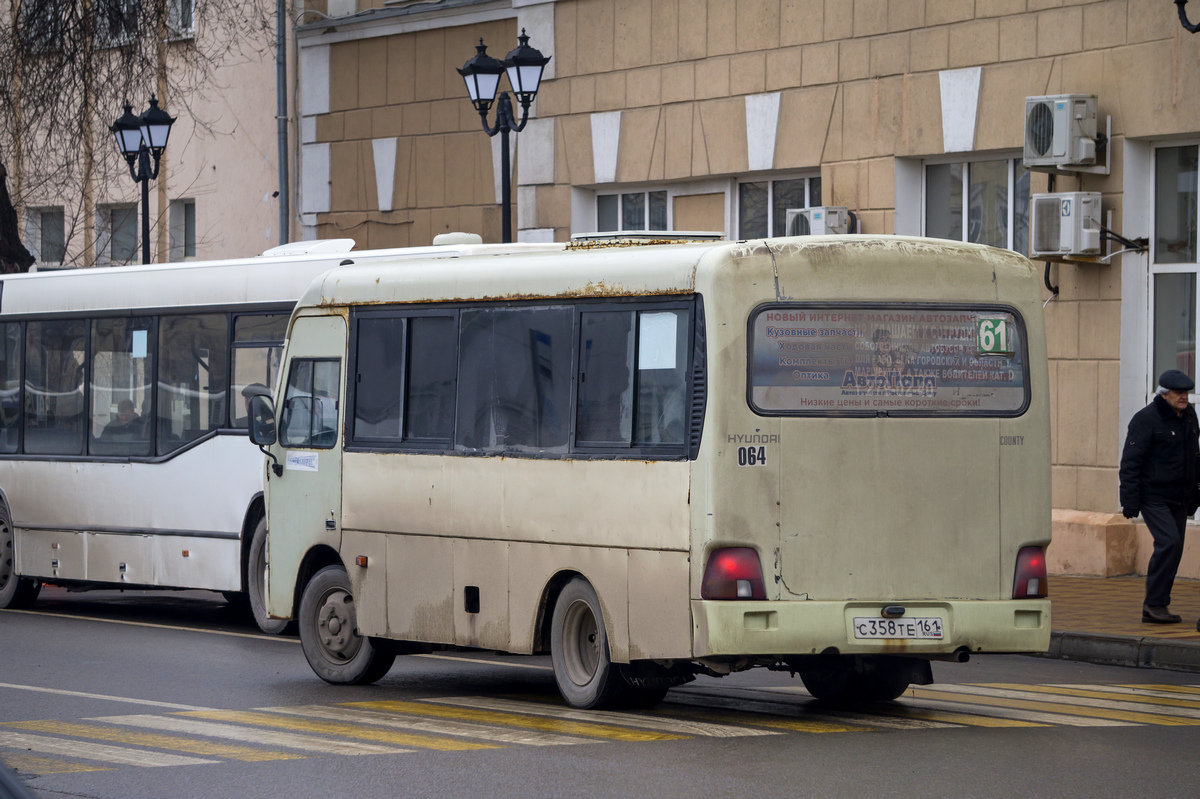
[977, 317, 1012, 355]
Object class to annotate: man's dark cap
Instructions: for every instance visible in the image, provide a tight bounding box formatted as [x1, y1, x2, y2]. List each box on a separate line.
[1159, 369, 1195, 392]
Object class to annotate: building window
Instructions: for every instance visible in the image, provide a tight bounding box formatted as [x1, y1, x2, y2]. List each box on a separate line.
[105, 205, 139, 265]
[168, 0, 194, 37]
[19, 0, 66, 53]
[169, 199, 196, 261]
[96, 0, 137, 45]
[737, 176, 821, 239]
[25, 207, 65, 267]
[923, 157, 1030, 255]
[1151, 144, 1200, 385]
[597, 191, 668, 233]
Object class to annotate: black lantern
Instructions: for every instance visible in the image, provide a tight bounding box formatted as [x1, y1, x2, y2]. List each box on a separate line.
[109, 95, 176, 264]
[458, 30, 550, 243]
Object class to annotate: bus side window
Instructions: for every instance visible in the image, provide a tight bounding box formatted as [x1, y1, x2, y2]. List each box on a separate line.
[24, 319, 86, 456]
[158, 314, 229, 455]
[0, 322, 20, 454]
[280, 358, 340, 449]
[89, 317, 154, 457]
[634, 310, 690, 446]
[577, 311, 635, 446]
[231, 314, 288, 429]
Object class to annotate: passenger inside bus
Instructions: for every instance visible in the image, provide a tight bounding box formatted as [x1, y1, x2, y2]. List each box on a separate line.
[102, 399, 144, 439]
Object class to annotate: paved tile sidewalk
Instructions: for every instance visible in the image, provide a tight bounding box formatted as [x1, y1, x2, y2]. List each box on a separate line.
[1050, 575, 1200, 641]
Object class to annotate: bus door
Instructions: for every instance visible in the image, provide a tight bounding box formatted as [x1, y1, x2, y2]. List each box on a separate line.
[264, 314, 347, 620]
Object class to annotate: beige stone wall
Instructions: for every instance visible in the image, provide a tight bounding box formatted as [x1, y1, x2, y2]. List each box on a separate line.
[315, 1, 1200, 546]
[313, 18, 516, 246]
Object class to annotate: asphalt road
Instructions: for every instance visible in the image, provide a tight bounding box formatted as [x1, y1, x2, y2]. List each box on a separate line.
[3, 586, 1200, 799]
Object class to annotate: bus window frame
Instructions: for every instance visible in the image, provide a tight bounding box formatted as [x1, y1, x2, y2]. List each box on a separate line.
[745, 301, 1032, 418]
[0, 300, 293, 463]
[343, 295, 702, 461]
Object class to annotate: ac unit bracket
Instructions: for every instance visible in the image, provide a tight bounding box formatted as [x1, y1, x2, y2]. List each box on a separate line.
[1038, 210, 1146, 265]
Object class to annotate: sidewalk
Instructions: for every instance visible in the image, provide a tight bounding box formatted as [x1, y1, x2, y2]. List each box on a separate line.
[1046, 575, 1200, 671]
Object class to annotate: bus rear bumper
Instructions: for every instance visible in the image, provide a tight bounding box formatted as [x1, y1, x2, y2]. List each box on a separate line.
[691, 598, 1051, 658]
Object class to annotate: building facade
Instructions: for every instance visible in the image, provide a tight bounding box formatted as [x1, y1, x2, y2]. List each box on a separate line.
[295, 0, 1200, 578]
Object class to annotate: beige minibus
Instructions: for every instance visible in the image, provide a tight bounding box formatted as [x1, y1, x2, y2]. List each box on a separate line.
[249, 234, 1050, 708]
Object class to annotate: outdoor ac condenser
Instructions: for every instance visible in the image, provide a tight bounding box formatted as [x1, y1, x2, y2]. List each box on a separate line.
[785, 207, 851, 236]
[1029, 191, 1102, 257]
[1024, 94, 1098, 169]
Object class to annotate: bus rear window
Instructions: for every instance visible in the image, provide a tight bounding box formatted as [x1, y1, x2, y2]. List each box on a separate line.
[748, 305, 1029, 416]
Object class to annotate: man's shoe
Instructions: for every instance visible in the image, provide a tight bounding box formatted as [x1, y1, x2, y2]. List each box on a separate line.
[1143, 605, 1182, 624]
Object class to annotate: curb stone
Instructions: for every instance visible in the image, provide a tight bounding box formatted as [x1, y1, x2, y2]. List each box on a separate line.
[1040, 631, 1200, 672]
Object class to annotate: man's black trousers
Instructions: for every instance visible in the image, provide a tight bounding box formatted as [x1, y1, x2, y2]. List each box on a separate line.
[1142, 501, 1188, 607]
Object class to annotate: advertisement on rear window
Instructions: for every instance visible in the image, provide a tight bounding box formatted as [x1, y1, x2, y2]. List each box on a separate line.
[749, 305, 1027, 415]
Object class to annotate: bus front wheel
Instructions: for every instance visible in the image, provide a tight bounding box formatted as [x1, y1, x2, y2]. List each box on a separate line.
[248, 518, 294, 635]
[298, 565, 394, 685]
[0, 505, 40, 610]
[550, 577, 628, 709]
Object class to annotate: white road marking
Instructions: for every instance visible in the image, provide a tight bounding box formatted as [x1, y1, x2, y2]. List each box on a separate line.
[0, 608, 297, 643]
[895, 696, 1134, 727]
[1044, 684, 1200, 702]
[422, 696, 781, 737]
[0, 730, 216, 767]
[260, 705, 595, 746]
[925, 684, 1200, 720]
[0, 683, 212, 711]
[91, 714, 410, 756]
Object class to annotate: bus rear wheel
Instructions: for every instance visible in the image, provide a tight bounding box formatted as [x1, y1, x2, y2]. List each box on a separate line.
[248, 518, 294, 635]
[298, 565, 394, 685]
[550, 577, 628, 709]
[0, 505, 40, 610]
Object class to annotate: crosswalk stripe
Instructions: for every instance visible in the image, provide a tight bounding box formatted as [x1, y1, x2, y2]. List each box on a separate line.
[981, 684, 1200, 714]
[1073, 685, 1200, 702]
[344, 700, 684, 742]
[1115, 684, 1200, 697]
[176, 710, 498, 752]
[92, 714, 410, 756]
[911, 686, 1199, 725]
[0, 752, 114, 775]
[2, 720, 302, 763]
[654, 704, 878, 734]
[899, 696, 1134, 727]
[964, 681, 1200, 719]
[260, 705, 596, 747]
[751, 687, 959, 729]
[423, 696, 779, 738]
[0, 731, 217, 767]
[877, 703, 1047, 728]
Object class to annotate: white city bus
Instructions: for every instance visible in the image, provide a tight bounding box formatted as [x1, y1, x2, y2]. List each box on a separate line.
[0, 237, 560, 633]
[251, 234, 1051, 703]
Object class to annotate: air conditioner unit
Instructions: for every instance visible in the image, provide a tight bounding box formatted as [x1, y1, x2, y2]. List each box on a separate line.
[1030, 192, 1102, 257]
[785, 207, 851, 236]
[1024, 94, 1098, 168]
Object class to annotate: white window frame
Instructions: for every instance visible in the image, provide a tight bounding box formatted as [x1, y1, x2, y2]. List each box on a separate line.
[167, 0, 194, 40]
[920, 153, 1027, 253]
[1147, 140, 1200, 399]
[734, 173, 822, 239]
[95, 0, 138, 47]
[587, 178, 736, 236]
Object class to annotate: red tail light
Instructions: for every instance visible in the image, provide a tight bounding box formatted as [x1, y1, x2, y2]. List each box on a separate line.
[701, 547, 766, 600]
[1012, 546, 1047, 599]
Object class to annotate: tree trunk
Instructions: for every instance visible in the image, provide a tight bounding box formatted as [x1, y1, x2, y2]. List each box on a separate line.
[0, 162, 33, 273]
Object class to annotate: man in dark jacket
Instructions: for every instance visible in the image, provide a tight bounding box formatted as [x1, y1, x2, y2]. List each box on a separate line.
[1119, 369, 1200, 624]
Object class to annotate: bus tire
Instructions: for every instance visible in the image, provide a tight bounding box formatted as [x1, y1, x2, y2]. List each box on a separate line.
[550, 576, 626, 710]
[0, 505, 40, 610]
[799, 669, 855, 703]
[298, 565, 394, 685]
[248, 518, 294, 635]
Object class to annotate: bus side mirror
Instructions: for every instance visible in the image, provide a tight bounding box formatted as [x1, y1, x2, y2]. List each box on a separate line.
[248, 395, 277, 446]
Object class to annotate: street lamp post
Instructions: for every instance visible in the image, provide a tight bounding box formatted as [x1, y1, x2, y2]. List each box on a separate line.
[457, 30, 550, 243]
[109, 96, 175, 264]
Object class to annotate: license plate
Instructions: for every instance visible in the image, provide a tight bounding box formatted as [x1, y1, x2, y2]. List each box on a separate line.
[852, 617, 943, 639]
